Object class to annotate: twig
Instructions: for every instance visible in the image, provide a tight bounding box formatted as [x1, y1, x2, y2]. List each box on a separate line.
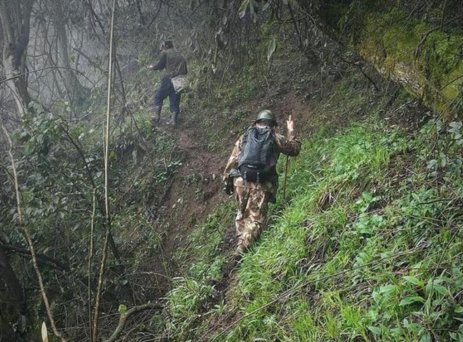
[129, 271, 170, 280]
[414, 14, 463, 58]
[92, 231, 110, 342]
[92, 0, 117, 340]
[0, 240, 68, 271]
[103, 302, 163, 342]
[84, 0, 106, 35]
[282, 155, 289, 201]
[440, 74, 463, 91]
[337, 53, 379, 91]
[417, 197, 455, 205]
[440, 0, 449, 30]
[88, 189, 96, 339]
[287, 2, 303, 48]
[72, 47, 106, 73]
[357, 62, 379, 91]
[61, 125, 97, 190]
[61, 124, 123, 263]
[0, 66, 96, 86]
[146, 0, 163, 29]
[114, 53, 128, 121]
[2, 125, 67, 341]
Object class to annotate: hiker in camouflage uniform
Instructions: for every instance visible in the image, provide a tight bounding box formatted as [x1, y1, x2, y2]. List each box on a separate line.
[223, 110, 301, 254]
[148, 40, 187, 127]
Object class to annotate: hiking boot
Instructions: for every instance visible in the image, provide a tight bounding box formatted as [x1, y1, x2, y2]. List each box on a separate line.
[151, 106, 161, 129]
[167, 111, 179, 126]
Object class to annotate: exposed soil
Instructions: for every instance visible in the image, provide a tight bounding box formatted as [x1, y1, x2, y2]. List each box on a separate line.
[148, 122, 232, 278]
[155, 92, 317, 260]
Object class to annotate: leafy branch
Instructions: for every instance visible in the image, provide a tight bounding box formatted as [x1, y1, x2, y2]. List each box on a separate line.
[2, 124, 67, 341]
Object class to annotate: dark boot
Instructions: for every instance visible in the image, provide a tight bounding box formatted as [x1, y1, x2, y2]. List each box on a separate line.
[168, 111, 179, 126]
[151, 106, 161, 129]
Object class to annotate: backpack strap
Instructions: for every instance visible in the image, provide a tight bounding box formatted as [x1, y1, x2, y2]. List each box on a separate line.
[240, 126, 254, 150]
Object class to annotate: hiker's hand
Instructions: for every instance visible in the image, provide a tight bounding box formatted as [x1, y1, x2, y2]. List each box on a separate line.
[286, 115, 294, 131]
[223, 178, 234, 195]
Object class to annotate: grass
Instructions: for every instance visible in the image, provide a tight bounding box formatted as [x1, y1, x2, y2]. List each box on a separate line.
[155, 102, 463, 342]
[207, 116, 463, 341]
[156, 202, 235, 340]
[213, 122, 402, 340]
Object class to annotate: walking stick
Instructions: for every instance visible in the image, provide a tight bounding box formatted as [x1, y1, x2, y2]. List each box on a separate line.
[282, 114, 293, 202]
[283, 155, 289, 202]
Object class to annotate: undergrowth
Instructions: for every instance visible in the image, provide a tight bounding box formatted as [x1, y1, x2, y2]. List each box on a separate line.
[161, 202, 235, 339]
[156, 107, 463, 341]
[214, 117, 463, 341]
[0, 105, 182, 339]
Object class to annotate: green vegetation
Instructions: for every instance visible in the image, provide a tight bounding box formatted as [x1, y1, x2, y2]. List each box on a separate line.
[153, 70, 463, 340]
[322, 1, 463, 118]
[0, 105, 182, 338]
[162, 203, 235, 340]
[218, 118, 463, 341]
[3, 1, 463, 340]
[359, 8, 463, 117]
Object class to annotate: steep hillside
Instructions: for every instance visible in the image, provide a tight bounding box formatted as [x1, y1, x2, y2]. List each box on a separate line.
[140, 51, 463, 341]
[35, 41, 460, 341]
[318, 0, 463, 118]
[2, 1, 463, 340]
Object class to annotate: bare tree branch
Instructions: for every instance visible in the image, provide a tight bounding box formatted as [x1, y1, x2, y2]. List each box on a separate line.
[92, 0, 117, 340]
[88, 189, 97, 339]
[104, 302, 163, 342]
[0, 239, 69, 271]
[0, 66, 96, 87]
[1, 125, 67, 341]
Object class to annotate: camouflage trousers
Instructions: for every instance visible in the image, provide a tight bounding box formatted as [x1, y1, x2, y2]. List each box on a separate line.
[234, 177, 273, 251]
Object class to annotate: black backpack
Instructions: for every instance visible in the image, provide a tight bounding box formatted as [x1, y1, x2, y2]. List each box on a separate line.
[238, 126, 277, 183]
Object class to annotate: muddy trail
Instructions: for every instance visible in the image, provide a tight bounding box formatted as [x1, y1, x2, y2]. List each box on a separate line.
[144, 119, 238, 296]
[144, 90, 321, 324]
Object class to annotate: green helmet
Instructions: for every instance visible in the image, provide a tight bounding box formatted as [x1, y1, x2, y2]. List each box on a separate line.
[255, 110, 277, 126]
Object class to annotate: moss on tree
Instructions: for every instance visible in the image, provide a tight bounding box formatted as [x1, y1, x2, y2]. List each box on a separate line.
[320, 1, 463, 118]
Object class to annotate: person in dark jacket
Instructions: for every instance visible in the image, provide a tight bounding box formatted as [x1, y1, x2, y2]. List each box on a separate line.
[148, 41, 187, 127]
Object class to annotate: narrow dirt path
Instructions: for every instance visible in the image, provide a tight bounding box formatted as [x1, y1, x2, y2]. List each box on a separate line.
[150, 125, 233, 275]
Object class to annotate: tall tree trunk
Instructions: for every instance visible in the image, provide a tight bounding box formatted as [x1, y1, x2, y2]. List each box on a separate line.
[53, 0, 89, 108]
[0, 0, 33, 116]
[0, 246, 26, 340]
